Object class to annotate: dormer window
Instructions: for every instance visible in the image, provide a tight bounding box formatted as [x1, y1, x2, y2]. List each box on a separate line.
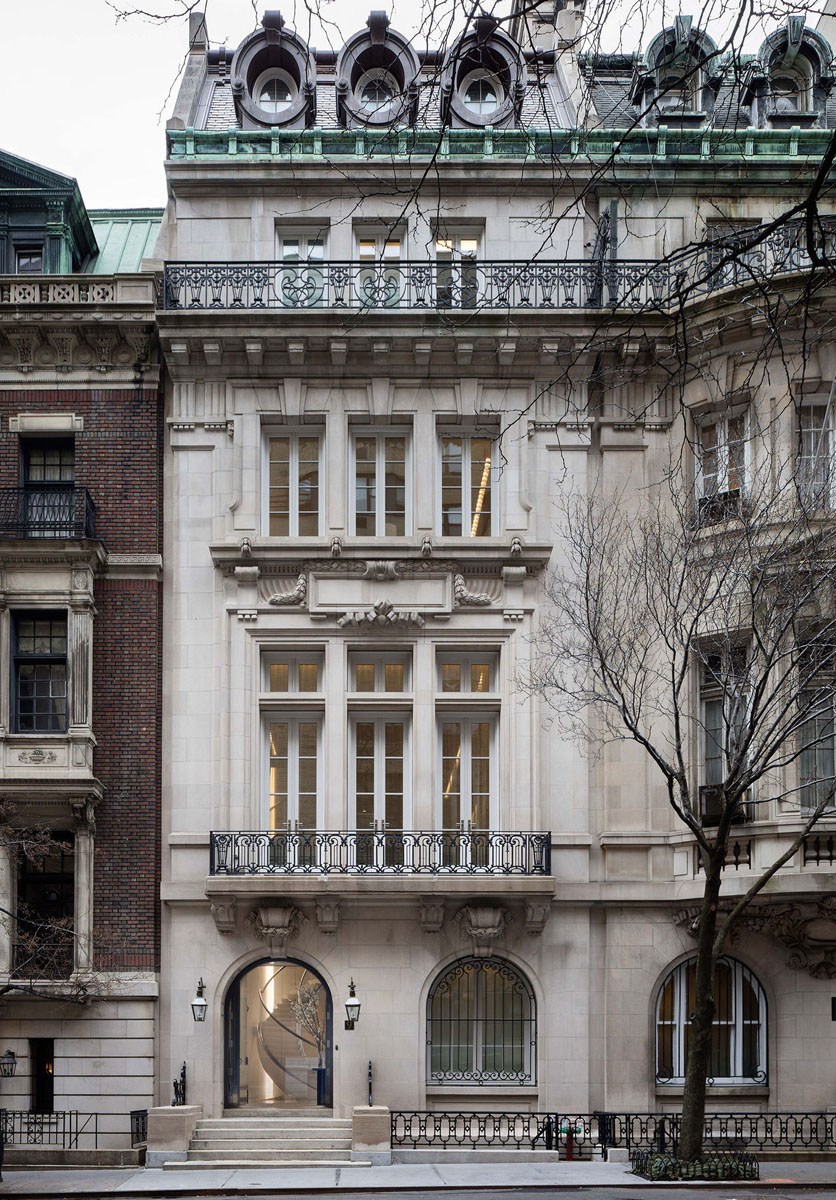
[461, 72, 503, 117]
[254, 69, 296, 114]
[356, 69, 398, 114]
[657, 69, 698, 109]
[441, 16, 526, 129]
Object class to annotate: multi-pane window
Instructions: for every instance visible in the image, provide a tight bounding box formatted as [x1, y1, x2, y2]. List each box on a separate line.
[352, 718, 408, 833]
[798, 404, 834, 508]
[267, 434, 321, 536]
[23, 440, 75, 537]
[437, 653, 497, 693]
[440, 435, 494, 537]
[268, 720, 320, 831]
[15, 833, 74, 980]
[13, 614, 68, 733]
[798, 636, 836, 814]
[697, 411, 747, 518]
[427, 957, 536, 1085]
[352, 432, 409, 536]
[357, 235, 402, 306]
[264, 653, 323, 693]
[439, 718, 494, 832]
[700, 648, 748, 824]
[655, 957, 766, 1084]
[278, 235, 325, 307]
[436, 236, 479, 308]
[349, 652, 410, 693]
[15, 246, 43, 274]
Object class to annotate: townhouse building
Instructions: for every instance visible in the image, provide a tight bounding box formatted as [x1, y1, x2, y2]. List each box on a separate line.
[0, 150, 162, 1154]
[151, 0, 836, 1153]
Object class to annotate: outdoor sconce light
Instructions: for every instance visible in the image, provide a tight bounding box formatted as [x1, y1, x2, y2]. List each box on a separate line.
[191, 978, 208, 1023]
[0, 1050, 16, 1077]
[344, 978, 361, 1030]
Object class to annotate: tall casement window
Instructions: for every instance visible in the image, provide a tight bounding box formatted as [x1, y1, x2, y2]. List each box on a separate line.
[351, 716, 409, 868]
[799, 637, 835, 814]
[277, 234, 325, 307]
[12, 613, 68, 733]
[268, 720, 320, 831]
[427, 957, 536, 1086]
[797, 403, 834, 508]
[697, 410, 747, 524]
[435, 236, 479, 308]
[15, 834, 74, 980]
[351, 431, 410, 536]
[699, 647, 748, 825]
[655, 958, 766, 1084]
[436, 652, 498, 866]
[357, 233, 403, 306]
[439, 434, 494, 537]
[22, 439, 75, 538]
[267, 433, 321, 536]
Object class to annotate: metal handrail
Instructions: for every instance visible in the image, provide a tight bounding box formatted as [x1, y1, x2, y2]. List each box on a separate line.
[210, 830, 552, 876]
[163, 230, 836, 313]
[0, 487, 96, 540]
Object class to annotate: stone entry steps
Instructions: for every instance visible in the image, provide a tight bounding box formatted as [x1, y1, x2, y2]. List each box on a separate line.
[165, 1112, 370, 1169]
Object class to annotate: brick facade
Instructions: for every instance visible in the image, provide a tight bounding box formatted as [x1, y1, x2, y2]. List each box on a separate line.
[0, 386, 162, 965]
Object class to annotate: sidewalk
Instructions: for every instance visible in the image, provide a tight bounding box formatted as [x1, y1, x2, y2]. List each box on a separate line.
[2, 1160, 836, 1196]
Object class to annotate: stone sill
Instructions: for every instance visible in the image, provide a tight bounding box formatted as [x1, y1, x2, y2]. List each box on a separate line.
[426, 1085, 539, 1101]
[656, 1084, 769, 1099]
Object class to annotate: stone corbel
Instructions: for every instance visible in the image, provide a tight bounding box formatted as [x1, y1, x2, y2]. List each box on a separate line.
[315, 899, 340, 934]
[456, 904, 512, 955]
[210, 897, 238, 934]
[524, 898, 551, 935]
[249, 903, 303, 956]
[419, 899, 445, 933]
[6, 328, 38, 372]
[69, 794, 98, 834]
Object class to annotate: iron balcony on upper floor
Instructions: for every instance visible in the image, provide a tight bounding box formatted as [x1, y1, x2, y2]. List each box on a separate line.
[210, 830, 551, 876]
[163, 227, 834, 314]
[0, 487, 96, 540]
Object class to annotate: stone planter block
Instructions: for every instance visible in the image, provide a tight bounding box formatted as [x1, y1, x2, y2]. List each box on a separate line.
[352, 1105, 392, 1165]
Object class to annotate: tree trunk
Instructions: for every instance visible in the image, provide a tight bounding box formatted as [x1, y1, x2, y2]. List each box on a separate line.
[677, 853, 723, 1160]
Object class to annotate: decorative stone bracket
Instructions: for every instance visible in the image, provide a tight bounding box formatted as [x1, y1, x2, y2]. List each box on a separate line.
[456, 904, 512, 955]
[675, 895, 836, 979]
[315, 899, 340, 934]
[524, 898, 551, 935]
[249, 903, 304, 956]
[210, 897, 238, 934]
[419, 899, 445, 933]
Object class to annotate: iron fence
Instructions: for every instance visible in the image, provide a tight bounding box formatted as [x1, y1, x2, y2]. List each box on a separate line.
[0, 487, 95, 540]
[130, 1109, 147, 1147]
[163, 229, 836, 315]
[210, 830, 551, 875]
[391, 1110, 836, 1157]
[0, 1110, 98, 1148]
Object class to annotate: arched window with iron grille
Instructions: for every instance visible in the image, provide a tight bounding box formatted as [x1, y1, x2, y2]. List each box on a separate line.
[426, 956, 536, 1086]
[655, 956, 767, 1085]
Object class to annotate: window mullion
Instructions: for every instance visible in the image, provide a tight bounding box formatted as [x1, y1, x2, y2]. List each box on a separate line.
[376, 437, 384, 537]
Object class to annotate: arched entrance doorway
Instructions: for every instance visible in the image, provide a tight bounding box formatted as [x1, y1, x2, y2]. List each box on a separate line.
[224, 957, 333, 1108]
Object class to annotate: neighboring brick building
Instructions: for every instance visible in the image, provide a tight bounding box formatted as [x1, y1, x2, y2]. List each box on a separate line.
[0, 150, 162, 1153]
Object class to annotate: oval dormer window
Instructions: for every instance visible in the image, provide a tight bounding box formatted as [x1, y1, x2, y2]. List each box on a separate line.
[356, 69, 398, 115]
[254, 68, 297, 114]
[461, 71, 504, 117]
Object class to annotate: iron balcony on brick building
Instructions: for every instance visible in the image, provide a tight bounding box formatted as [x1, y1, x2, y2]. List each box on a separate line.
[0, 486, 96, 540]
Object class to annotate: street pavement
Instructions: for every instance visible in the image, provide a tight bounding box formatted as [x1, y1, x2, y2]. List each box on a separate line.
[2, 1160, 836, 1197]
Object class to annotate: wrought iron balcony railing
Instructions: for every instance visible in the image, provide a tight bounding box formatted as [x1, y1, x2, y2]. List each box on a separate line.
[210, 830, 551, 875]
[0, 487, 96, 540]
[11, 938, 75, 979]
[163, 229, 835, 314]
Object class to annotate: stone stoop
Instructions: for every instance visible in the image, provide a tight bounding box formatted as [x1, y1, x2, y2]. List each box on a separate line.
[163, 1111, 371, 1169]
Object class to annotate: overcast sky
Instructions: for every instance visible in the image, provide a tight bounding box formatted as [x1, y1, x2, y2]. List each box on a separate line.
[1, 0, 781, 211]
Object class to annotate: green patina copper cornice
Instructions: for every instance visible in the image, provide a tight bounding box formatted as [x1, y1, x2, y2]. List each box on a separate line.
[166, 125, 836, 164]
